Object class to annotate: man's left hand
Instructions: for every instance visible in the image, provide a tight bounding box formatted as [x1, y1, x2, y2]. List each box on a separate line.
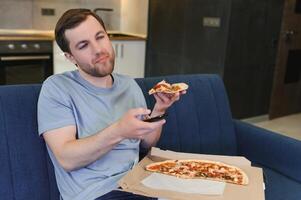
[151, 90, 186, 117]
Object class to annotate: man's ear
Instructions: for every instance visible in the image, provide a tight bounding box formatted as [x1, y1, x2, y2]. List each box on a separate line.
[64, 52, 77, 65]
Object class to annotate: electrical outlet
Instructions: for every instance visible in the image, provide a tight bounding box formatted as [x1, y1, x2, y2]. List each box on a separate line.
[41, 8, 55, 16]
[203, 17, 221, 28]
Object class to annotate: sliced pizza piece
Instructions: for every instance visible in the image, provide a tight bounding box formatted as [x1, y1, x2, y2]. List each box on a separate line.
[145, 160, 177, 172]
[148, 80, 188, 95]
[145, 159, 249, 186]
[148, 80, 172, 95]
[146, 160, 177, 177]
[146, 160, 191, 178]
[179, 159, 249, 185]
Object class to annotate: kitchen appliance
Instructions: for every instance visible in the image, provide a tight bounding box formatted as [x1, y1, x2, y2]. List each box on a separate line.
[0, 39, 53, 85]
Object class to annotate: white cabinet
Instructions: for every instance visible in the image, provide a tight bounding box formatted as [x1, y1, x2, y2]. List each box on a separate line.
[111, 40, 145, 78]
[53, 41, 76, 74]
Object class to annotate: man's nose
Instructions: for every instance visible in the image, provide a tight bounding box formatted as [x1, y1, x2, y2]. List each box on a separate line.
[91, 41, 102, 55]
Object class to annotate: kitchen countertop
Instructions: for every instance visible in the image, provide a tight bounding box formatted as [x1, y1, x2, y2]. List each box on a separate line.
[0, 29, 147, 41]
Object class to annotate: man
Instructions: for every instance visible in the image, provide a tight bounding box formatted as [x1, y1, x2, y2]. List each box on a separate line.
[38, 9, 185, 200]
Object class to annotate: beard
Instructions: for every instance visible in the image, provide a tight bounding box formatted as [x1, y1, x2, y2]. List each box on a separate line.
[78, 55, 115, 78]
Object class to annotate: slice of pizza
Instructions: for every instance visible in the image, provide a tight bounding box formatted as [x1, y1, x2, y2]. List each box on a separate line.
[145, 159, 249, 186]
[148, 80, 189, 95]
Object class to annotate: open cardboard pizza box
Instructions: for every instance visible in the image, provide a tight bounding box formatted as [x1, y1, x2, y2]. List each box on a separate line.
[119, 147, 265, 200]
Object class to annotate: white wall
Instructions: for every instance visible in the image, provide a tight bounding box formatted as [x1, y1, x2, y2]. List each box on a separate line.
[0, 0, 121, 30]
[0, 0, 33, 29]
[0, 0, 149, 35]
[120, 0, 148, 36]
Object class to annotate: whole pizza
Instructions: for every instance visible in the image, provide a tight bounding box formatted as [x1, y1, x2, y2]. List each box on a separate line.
[145, 159, 249, 185]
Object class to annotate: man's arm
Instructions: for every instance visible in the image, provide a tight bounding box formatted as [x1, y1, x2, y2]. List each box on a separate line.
[43, 108, 165, 172]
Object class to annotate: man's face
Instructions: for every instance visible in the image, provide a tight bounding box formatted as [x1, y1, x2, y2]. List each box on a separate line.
[64, 15, 115, 77]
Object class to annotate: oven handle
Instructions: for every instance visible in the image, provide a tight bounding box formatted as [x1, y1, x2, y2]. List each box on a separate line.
[0, 55, 51, 61]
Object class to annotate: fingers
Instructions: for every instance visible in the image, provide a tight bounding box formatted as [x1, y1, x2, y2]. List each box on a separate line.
[156, 92, 180, 103]
[117, 108, 165, 140]
[155, 92, 173, 102]
[127, 108, 166, 129]
[143, 118, 166, 126]
[180, 90, 187, 95]
[133, 117, 166, 140]
[153, 93, 165, 102]
[139, 119, 166, 134]
[171, 92, 180, 101]
[129, 107, 151, 117]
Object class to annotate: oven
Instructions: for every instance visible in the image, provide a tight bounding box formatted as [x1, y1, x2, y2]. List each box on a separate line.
[0, 39, 53, 85]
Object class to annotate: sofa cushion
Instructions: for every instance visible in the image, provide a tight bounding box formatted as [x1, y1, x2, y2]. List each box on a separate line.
[262, 166, 301, 200]
[0, 100, 13, 199]
[0, 85, 59, 200]
[136, 74, 237, 156]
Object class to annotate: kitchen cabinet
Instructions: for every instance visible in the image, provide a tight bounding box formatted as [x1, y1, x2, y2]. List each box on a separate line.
[111, 40, 145, 78]
[146, 0, 231, 77]
[53, 41, 76, 74]
[53, 40, 145, 78]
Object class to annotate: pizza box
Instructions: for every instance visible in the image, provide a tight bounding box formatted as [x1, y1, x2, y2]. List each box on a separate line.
[119, 147, 265, 200]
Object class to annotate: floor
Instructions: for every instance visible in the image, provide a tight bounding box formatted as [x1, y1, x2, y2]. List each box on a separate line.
[243, 113, 301, 141]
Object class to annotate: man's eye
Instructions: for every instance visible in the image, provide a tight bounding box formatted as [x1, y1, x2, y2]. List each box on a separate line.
[96, 35, 105, 40]
[79, 43, 88, 49]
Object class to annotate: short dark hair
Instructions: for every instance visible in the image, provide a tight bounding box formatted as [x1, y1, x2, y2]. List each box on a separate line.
[55, 8, 106, 53]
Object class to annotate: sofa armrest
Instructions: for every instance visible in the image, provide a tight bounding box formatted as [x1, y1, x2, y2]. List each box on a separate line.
[234, 119, 301, 183]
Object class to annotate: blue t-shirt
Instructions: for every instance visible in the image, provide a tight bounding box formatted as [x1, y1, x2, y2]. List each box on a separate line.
[38, 70, 147, 200]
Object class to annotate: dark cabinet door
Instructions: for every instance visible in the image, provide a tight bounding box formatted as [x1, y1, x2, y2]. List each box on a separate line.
[269, 0, 301, 119]
[146, 0, 285, 119]
[223, 0, 284, 118]
[145, 0, 186, 76]
[146, 0, 230, 77]
[181, 0, 231, 75]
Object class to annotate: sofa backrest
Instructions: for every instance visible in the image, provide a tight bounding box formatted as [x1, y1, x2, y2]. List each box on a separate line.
[0, 84, 59, 200]
[136, 74, 237, 155]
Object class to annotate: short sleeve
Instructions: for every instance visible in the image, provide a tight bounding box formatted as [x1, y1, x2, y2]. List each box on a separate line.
[132, 79, 147, 109]
[37, 79, 75, 135]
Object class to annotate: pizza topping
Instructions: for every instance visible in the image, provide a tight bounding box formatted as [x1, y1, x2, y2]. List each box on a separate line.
[153, 82, 171, 90]
[145, 159, 249, 185]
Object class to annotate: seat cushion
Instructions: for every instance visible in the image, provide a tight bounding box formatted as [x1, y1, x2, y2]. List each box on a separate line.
[136, 74, 237, 155]
[262, 166, 301, 200]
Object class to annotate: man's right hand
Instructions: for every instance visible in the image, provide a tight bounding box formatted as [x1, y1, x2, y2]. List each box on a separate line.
[115, 108, 166, 140]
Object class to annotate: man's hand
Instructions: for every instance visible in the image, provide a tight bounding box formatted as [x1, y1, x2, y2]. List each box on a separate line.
[115, 108, 166, 140]
[139, 90, 187, 149]
[151, 90, 187, 116]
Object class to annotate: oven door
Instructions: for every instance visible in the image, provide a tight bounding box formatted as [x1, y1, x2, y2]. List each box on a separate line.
[0, 54, 53, 85]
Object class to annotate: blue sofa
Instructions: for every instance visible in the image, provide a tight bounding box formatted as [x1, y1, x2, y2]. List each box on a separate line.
[1, 74, 301, 200]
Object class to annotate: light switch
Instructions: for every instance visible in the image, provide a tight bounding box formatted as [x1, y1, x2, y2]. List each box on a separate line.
[41, 8, 55, 16]
[203, 17, 221, 28]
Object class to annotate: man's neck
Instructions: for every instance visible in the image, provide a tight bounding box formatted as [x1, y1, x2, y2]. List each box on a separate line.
[78, 70, 113, 88]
